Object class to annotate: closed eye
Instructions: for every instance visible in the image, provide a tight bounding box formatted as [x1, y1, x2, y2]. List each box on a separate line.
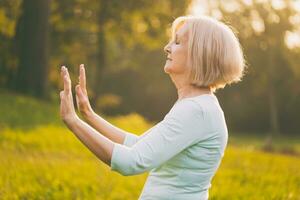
[175, 34, 180, 45]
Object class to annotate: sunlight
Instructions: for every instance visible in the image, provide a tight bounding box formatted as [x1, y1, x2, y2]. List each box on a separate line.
[293, 0, 300, 12]
[251, 10, 265, 34]
[188, 0, 223, 19]
[188, 0, 208, 16]
[211, 9, 223, 20]
[271, 0, 286, 10]
[243, 0, 253, 6]
[221, 1, 241, 13]
[289, 14, 300, 25]
[285, 31, 300, 49]
[267, 12, 280, 24]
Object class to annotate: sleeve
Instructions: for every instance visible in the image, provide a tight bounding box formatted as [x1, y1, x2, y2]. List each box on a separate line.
[123, 132, 140, 147]
[123, 125, 157, 147]
[110, 99, 211, 176]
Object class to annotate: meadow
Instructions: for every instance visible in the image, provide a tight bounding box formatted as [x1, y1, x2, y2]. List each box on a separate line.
[0, 92, 299, 200]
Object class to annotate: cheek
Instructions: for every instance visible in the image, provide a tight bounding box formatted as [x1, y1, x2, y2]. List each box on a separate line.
[164, 49, 188, 74]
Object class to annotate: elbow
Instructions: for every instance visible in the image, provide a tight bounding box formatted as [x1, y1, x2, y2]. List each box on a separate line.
[110, 144, 152, 176]
[117, 167, 144, 176]
[119, 171, 135, 176]
[112, 161, 150, 176]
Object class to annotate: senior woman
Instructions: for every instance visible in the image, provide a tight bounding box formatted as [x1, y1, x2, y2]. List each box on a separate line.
[59, 15, 245, 200]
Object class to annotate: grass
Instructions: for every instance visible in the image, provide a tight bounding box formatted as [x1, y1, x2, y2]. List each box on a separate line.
[1, 126, 299, 200]
[0, 89, 60, 129]
[0, 90, 299, 199]
[228, 132, 300, 156]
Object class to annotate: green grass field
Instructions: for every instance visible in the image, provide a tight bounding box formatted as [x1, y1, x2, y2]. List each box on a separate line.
[0, 91, 299, 200]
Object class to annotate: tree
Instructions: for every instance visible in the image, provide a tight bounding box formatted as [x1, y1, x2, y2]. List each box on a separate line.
[48, 0, 192, 118]
[204, 0, 300, 136]
[93, 0, 192, 118]
[13, 0, 50, 98]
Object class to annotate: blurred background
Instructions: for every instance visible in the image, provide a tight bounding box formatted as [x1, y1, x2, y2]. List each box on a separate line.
[0, 0, 299, 199]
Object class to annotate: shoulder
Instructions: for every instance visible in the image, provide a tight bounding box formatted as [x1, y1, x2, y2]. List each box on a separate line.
[168, 98, 205, 121]
[160, 98, 211, 138]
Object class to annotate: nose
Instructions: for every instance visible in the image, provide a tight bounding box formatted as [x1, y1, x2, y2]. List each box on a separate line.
[164, 42, 171, 54]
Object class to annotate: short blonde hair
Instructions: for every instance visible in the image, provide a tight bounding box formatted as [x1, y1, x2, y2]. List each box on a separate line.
[171, 16, 246, 91]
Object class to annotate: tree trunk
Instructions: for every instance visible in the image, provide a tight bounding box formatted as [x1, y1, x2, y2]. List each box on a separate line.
[92, 0, 109, 107]
[269, 85, 280, 135]
[14, 0, 50, 98]
[265, 49, 280, 148]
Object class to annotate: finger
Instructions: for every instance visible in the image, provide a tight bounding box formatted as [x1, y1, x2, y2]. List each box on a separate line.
[75, 85, 83, 108]
[75, 84, 81, 96]
[75, 90, 80, 110]
[79, 64, 86, 92]
[64, 73, 71, 94]
[61, 66, 71, 91]
[61, 66, 66, 84]
[60, 91, 64, 99]
[65, 67, 72, 92]
[75, 84, 84, 99]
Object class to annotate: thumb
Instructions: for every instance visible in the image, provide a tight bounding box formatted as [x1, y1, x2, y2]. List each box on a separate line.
[75, 84, 84, 99]
[60, 91, 64, 99]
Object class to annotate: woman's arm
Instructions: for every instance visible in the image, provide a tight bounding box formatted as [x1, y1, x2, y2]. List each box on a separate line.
[75, 64, 138, 145]
[82, 110, 129, 145]
[110, 99, 210, 176]
[60, 66, 114, 166]
[64, 116, 115, 166]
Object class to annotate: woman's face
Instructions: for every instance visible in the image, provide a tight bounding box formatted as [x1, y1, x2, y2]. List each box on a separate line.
[163, 23, 189, 75]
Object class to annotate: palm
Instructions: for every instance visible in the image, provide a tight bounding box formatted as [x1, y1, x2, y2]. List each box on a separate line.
[75, 64, 92, 115]
[59, 66, 77, 123]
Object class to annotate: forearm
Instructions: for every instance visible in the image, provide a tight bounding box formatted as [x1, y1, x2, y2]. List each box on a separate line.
[83, 111, 128, 145]
[64, 116, 115, 166]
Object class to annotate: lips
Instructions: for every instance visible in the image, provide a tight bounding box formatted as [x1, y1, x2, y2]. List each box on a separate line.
[167, 57, 172, 61]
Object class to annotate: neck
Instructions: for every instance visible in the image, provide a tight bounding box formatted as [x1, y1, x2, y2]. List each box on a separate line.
[177, 85, 212, 100]
[170, 74, 212, 101]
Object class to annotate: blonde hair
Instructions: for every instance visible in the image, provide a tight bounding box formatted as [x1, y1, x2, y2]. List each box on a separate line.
[171, 15, 246, 92]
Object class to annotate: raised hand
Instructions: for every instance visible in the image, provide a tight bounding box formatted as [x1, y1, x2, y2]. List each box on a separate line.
[59, 66, 77, 124]
[75, 64, 93, 118]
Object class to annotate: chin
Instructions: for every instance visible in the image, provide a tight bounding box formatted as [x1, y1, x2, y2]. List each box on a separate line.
[164, 64, 172, 74]
[163, 66, 168, 74]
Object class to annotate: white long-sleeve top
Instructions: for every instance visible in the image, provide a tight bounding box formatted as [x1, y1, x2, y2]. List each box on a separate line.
[110, 94, 228, 200]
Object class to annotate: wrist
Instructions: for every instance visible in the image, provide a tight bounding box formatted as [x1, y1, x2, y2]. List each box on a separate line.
[82, 109, 95, 121]
[63, 114, 80, 126]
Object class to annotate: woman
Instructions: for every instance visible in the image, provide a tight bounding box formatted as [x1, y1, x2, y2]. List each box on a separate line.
[59, 15, 245, 200]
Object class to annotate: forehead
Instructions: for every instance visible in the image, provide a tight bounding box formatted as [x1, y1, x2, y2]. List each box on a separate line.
[174, 22, 189, 40]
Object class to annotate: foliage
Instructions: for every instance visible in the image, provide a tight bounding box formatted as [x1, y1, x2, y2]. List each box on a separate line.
[0, 0, 21, 86]
[207, 0, 300, 133]
[1, 0, 300, 134]
[0, 125, 299, 199]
